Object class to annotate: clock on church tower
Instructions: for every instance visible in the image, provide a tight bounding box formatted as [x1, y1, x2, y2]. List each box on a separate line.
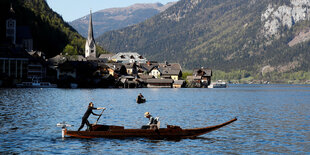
[6, 4, 16, 44]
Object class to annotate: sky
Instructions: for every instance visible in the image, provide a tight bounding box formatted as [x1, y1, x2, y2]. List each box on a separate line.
[46, 0, 178, 22]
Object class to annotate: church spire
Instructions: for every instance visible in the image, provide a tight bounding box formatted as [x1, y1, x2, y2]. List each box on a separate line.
[8, 3, 15, 18]
[10, 3, 15, 14]
[87, 10, 95, 43]
[85, 10, 96, 58]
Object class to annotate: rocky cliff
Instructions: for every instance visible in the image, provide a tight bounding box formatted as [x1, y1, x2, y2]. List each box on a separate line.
[262, 0, 310, 44]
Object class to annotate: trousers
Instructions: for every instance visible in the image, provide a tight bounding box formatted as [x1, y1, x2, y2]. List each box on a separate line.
[78, 118, 91, 131]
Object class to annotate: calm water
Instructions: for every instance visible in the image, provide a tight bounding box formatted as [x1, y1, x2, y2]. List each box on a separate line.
[0, 85, 309, 154]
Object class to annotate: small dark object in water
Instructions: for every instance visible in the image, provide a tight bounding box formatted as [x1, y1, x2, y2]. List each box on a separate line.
[136, 97, 146, 103]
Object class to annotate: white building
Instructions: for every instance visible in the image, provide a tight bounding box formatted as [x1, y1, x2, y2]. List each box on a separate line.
[85, 10, 96, 58]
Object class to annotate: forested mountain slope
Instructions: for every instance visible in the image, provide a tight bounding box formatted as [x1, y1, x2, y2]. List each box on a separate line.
[0, 0, 106, 57]
[97, 0, 310, 74]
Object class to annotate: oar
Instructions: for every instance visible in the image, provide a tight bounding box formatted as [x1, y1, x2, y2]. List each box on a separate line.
[94, 109, 105, 125]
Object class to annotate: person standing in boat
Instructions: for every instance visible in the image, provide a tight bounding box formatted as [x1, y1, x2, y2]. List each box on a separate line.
[78, 102, 106, 131]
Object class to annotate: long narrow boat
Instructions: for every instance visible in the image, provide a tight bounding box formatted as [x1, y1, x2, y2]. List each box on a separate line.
[63, 118, 237, 139]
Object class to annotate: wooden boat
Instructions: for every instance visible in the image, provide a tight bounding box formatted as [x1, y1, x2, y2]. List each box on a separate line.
[136, 97, 146, 103]
[63, 118, 237, 139]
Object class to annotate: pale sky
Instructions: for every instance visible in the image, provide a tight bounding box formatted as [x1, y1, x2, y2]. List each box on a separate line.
[46, 0, 178, 22]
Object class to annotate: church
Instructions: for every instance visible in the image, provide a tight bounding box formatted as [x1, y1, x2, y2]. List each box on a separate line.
[49, 10, 107, 64]
[85, 10, 96, 58]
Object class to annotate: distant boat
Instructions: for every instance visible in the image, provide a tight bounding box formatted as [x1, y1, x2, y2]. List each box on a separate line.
[60, 118, 237, 139]
[209, 80, 227, 88]
[136, 97, 146, 103]
[16, 78, 57, 88]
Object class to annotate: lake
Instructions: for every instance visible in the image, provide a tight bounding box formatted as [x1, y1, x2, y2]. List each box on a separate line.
[0, 85, 309, 154]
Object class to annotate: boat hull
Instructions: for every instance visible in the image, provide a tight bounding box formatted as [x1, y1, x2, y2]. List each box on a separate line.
[136, 98, 146, 104]
[65, 118, 237, 139]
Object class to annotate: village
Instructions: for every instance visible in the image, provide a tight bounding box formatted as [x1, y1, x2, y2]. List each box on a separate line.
[0, 49, 213, 88]
[0, 6, 213, 88]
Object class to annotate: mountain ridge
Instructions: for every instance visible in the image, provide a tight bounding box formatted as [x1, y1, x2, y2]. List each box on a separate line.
[70, 2, 176, 38]
[97, 0, 310, 73]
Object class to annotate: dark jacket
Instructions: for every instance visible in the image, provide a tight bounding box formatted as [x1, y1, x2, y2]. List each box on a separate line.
[82, 106, 99, 120]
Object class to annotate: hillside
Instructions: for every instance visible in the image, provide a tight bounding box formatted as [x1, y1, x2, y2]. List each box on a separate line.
[70, 2, 176, 38]
[0, 0, 107, 57]
[97, 0, 310, 75]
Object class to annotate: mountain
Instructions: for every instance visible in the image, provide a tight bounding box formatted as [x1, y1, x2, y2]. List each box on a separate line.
[70, 2, 176, 38]
[97, 0, 310, 74]
[0, 0, 106, 57]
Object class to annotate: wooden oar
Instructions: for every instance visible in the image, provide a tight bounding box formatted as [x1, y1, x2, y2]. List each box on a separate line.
[94, 109, 105, 125]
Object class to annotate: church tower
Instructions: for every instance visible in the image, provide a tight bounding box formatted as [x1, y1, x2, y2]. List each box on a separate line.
[6, 4, 16, 45]
[85, 10, 96, 58]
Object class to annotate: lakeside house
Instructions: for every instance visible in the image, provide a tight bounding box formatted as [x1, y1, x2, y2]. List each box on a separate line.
[158, 62, 182, 80]
[187, 68, 212, 88]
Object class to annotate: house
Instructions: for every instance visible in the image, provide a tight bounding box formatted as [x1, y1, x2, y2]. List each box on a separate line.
[119, 76, 137, 88]
[149, 67, 161, 79]
[27, 51, 48, 80]
[106, 63, 127, 77]
[138, 61, 159, 75]
[111, 52, 147, 63]
[173, 80, 185, 88]
[124, 62, 137, 75]
[186, 76, 202, 88]
[158, 62, 182, 80]
[187, 67, 212, 88]
[146, 79, 173, 88]
[137, 74, 154, 88]
[27, 59, 46, 80]
[193, 68, 212, 87]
